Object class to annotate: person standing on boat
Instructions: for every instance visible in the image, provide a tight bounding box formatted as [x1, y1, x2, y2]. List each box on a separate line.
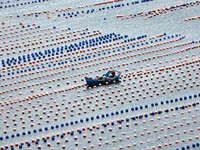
[110, 71, 115, 77]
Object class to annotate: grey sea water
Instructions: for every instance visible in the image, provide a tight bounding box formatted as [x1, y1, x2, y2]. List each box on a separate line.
[0, 0, 200, 149]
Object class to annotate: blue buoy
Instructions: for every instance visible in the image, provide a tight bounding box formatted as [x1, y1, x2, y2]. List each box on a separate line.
[43, 139, 47, 142]
[16, 133, 20, 136]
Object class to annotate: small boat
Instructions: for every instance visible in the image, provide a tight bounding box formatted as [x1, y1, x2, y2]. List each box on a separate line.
[85, 71, 121, 86]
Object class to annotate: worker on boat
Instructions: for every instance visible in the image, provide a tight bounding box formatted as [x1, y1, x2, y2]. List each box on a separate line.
[110, 71, 116, 77]
[103, 75, 109, 81]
